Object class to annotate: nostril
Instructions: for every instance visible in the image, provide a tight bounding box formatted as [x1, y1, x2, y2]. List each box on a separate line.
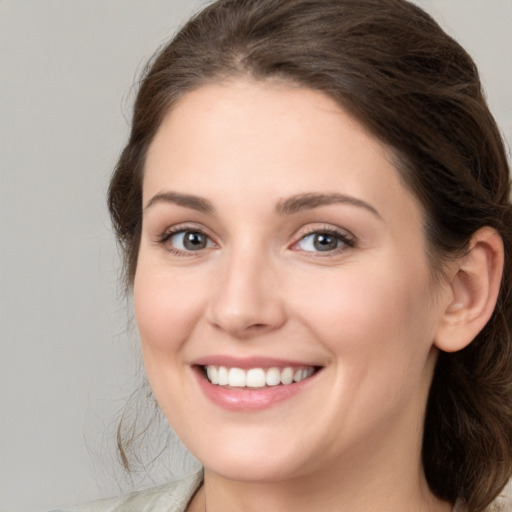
[248, 323, 267, 330]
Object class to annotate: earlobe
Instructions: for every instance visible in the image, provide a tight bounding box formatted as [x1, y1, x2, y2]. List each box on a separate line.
[434, 227, 504, 353]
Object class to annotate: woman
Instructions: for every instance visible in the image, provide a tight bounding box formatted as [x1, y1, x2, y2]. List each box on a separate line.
[57, 0, 512, 510]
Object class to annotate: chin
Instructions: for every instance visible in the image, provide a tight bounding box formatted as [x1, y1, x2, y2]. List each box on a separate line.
[190, 435, 312, 484]
[204, 456, 300, 484]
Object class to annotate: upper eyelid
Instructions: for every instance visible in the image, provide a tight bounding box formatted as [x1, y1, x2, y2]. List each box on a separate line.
[294, 224, 355, 241]
[155, 224, 217, 250]
[155, 222, 356, 247]
[290, 224, 357, 251]
[159, 222, 212, 239]
[157, 225, 217, 256]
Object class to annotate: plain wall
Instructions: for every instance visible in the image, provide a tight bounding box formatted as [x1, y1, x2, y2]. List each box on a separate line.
[1, 1, 511, 511]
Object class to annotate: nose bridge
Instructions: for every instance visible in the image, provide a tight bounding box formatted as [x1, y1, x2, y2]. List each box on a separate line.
[207, 237, 285, 336]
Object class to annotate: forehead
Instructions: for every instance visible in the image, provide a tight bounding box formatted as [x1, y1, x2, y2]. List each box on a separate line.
[143, 80, 422, 228]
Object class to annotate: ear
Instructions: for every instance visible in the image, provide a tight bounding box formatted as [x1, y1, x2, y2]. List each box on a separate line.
[434, 226, 504, 353]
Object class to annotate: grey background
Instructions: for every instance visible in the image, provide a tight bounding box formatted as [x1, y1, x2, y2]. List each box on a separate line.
[1, 1, 511, 511]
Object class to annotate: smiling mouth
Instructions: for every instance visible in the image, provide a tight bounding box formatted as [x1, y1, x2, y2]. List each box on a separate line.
[200, 365, 319, 389]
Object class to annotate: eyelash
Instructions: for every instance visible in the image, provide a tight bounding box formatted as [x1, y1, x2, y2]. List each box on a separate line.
[157, 224, 216, 257]
[156, 224, 356, 256]
[292, 226, 356, 255]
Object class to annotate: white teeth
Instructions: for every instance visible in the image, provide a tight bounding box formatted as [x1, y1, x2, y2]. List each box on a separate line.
[280, 367, 294, 385]
[246, 368, 266, 388]
[204, 365, 315, 388]
[207, 365, 218, 385]
[294, 367, 314, 382]
[228, 367, 246, 387]
[266, 367, 281, 386]
[293, 368, 304, 382]
[218, 366, 229, 385]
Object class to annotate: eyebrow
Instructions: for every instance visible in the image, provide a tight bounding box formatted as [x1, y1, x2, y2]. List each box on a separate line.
[144, 190, 381, 219]
[144, 191, 215, 214]
[275, 192, 382, 219]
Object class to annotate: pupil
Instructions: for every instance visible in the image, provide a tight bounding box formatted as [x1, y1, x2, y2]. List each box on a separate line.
[184, 232, 206, 250]
[313, 234, 337, 251]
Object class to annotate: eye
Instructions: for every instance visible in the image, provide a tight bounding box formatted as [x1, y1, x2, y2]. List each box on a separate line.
[295, 230, 354, 253]
[165, 229, 214, 252]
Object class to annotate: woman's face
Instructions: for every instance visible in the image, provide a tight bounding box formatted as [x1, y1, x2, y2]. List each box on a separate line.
[135, 81, 450, 483]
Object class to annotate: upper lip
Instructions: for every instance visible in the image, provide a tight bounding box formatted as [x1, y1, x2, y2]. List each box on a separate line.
[192, 355, 322, 369]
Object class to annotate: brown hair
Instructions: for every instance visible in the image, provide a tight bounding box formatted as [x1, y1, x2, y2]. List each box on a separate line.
[108, 0, 512, 510]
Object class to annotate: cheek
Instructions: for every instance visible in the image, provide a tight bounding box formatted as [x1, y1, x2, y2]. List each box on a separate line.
[133, 263, 209, 424]
[294, 262, 437, 363]
[133, 263, 205, 358]
[301, 265, 438, 426]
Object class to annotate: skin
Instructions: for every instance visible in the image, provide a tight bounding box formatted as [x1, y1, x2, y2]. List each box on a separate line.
[135, 80, 456, 511]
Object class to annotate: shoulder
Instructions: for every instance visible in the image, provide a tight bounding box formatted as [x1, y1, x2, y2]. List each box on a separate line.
[453, 482, 512, 512]
[48, 472, 203, 512]
[488, 484, 512, 512]
[484, 481, 512, 512]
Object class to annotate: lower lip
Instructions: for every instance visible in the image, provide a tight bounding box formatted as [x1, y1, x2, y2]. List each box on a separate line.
[194, 367, 318, 412]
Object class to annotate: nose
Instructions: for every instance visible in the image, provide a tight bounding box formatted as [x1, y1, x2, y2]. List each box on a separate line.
[206, 248, 286, 339]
